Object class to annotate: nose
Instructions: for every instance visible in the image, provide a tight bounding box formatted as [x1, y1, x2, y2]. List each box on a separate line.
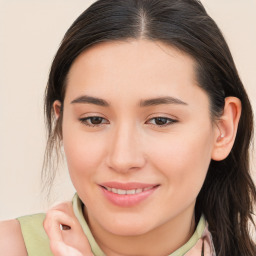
[106, 123, 146, 173]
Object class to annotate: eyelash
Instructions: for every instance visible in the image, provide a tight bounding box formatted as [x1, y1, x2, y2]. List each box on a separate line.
[146, 117, 178, 127]
[79, 116, 109, 127]
[79, 116, 178, 128]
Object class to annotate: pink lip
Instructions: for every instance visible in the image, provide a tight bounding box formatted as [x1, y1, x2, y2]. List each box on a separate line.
[99, 182, 159, 207]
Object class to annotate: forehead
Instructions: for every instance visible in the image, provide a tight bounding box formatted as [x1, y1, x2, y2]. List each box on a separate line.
[65, 39, 208, 107]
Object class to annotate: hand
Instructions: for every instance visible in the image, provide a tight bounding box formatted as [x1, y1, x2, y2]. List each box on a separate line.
[43, 202, 94, 256]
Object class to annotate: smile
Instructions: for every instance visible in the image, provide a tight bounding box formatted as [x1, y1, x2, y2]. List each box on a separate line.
[102, 186, 155, 195]
[99, 182, 160, 207]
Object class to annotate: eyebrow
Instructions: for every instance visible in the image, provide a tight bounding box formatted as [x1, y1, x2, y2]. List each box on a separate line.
[139, 96, 188, 107]
[70, 95, 188, 107]
[71, 95, 109, 106]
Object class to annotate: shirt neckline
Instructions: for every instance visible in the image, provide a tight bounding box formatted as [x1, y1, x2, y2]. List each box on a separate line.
[72, 193, 206, 256]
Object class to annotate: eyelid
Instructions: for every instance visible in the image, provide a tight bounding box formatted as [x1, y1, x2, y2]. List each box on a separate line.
[79, 115, 110, 127]
[78, 113, 178, 128]
[145, 115, 178, 127]
[146, 112, 179, 120]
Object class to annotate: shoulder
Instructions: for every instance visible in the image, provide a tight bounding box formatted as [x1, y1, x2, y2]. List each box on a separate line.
[0, 219, 27, 255]
[17, 213, 53, 256]
[1, 213, 53, 256]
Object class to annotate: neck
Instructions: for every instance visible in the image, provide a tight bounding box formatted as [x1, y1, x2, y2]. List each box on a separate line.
[85, 205, 196, 256]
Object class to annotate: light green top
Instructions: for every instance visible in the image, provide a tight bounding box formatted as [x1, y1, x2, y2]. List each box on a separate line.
[17, 194, 206, 256]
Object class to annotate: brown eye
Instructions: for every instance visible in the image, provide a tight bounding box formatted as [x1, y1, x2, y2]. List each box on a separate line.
[79, 116, 109, 127]
[90, 116, 103, 124]
[146, 117, 178, 127]
[155, 117, 168, 125]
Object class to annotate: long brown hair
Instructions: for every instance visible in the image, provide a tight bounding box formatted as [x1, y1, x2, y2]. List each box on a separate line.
[43, 0, 256, 255]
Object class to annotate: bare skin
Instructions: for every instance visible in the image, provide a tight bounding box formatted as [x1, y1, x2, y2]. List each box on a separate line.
[0, 204, 93, 256]
[44, 202, 93, 256]
[0, 220, 27, 256]
[0, 40, 241, 255]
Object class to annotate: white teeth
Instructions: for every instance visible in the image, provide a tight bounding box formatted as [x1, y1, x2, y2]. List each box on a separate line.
[117, 189, 126, 195]
[127, 189, 136, 195]
[144, 186, 153, 191]
[135, 188, 143, 193]
[104, 186, 155, 195]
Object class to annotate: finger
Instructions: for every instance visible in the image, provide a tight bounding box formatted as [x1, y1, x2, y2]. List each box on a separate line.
[47, 202, 75, 233]
[51, 241, 85, 256]
[50, 202, 78, 229]
[44, 210, 75, 242]
[48, 202, 85, 235]
[51, 202, 74, 214]
[44, 203, 94, 255]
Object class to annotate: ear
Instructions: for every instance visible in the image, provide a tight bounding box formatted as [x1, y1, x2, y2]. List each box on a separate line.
[211, 97, 241, 161]
[53, 100, 62, 119]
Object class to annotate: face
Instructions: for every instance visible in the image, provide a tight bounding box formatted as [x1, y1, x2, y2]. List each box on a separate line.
[59, 40, 218, 236]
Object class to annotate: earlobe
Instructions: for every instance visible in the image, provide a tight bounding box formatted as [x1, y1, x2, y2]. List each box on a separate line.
[211, 97, 241, 161]
[53, 100, 62, 119]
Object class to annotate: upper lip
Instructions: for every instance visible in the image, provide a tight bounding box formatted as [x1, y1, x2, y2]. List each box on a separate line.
[99, 182, 159, 190]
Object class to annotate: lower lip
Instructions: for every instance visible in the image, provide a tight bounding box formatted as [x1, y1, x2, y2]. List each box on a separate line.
[100, 186, 159, 207]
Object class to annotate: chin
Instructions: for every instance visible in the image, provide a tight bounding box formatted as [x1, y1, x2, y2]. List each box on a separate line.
[101, 216, 155, 236]
[108, 225, 151, 236]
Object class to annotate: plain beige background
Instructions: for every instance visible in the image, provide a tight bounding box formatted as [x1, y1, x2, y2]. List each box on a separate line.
[0, 0, 255, 221]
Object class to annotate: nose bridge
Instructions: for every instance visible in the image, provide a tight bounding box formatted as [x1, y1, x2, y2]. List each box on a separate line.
[106, 120, 145, 172]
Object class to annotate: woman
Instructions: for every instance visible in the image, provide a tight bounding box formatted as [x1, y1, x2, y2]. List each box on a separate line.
[1, 0, 255, 255]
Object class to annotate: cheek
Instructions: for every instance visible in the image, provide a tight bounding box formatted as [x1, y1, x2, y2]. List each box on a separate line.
[62, 124, 106, 184]
[148, 128, 213, 197]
